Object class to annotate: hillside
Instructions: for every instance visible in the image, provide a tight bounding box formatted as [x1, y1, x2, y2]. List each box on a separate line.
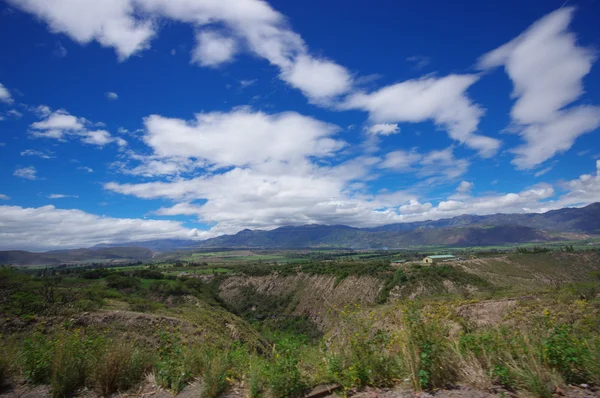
[194, 224, 578, 249]
[0, 246, 153, 266]
[96, 203, 600, 250]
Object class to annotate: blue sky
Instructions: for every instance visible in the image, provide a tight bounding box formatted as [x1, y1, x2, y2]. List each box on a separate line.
[1, 0, 600, 250]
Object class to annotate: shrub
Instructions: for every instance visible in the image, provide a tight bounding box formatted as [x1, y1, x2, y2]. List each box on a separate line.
[0, 337, 17, 389]
[22, 331, 55, 384]
[106, 274, 141, 290]
[264, 338, 305, 398]
[200, 351, 232, 398]
[50, 329, 104, 398]
[92, 341, 153, 396]
[400, 303, 456, 390]
[154, 329, 189, 394]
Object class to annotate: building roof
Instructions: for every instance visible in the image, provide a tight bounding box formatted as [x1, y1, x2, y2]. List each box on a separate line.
[426, 255, 456, 259]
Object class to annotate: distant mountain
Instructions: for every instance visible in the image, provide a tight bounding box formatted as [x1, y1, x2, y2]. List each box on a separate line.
[92, 239, 198, 252]
[367, 202, 600, 234]
[193, 224, 562, 249]
[191, 203, 600, 249]
[0, 247, 153, 266]
[4, 203, 598, 261]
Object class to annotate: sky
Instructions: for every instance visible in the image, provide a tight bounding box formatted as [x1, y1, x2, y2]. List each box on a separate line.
[1, 0, 600, 251]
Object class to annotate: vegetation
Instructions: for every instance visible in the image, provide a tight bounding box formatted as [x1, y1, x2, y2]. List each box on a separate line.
[1, 249, 599, 397]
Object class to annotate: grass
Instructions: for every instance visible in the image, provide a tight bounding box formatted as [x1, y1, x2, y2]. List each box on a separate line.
[1, 251, 599, 397]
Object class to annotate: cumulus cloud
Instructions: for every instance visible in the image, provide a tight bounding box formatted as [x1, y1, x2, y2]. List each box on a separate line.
[14, 166, 38, 180]
[105, 160, 600, 236]
[366, 123, 400, 136]
[77, 166, 94, 173]
[0, 83, 13, 103]
[29, 108, 127, 147]
[8, 0, 353, 101]
[0, 194, 10, 200]
[279, 55, 353, 100]
[6, 0, 155, 60]
[478, 7, 600, 168]
[456, 181, 473, 193]
[105, 91, 118, 100]
[192, 30, 237, 67]
[399, 200, 433, 215]
[140, 108, 343, 169]
[0, 205, 203, 250]
[556, 160, 600, 207]
[341, 75, 501, 157]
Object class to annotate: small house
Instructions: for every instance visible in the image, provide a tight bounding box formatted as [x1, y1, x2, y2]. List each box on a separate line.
[423, 255, 456, 264]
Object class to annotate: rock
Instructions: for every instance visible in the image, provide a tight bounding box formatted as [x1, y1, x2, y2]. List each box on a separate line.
[305, 384, 342, 398]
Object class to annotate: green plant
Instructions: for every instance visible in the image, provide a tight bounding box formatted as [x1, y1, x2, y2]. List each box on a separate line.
[0, 337, 18, 389]
[92, 341, 152, 395]
[50, 329, 104, 398]
[22, 331, 55, 384]
[155, 328, 189, 394]
[200, 350, 232, 398]
[542, 322, 592, 384]
[265, 338, 305, 398]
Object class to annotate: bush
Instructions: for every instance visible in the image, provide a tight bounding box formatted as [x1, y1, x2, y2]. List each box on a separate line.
[154, 329, 189, 394]
[93, 341, 153, 395]
[0, 337, 17, 389]
[264, 337, 306, 398]
[106, 274, 141, 290]
[200, 351, 232, 398]
[22, 331, 55, 384]
[49, 329, 104, 398]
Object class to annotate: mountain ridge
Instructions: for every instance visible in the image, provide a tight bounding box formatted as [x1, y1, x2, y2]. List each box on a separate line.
[1, 203, 598, 264]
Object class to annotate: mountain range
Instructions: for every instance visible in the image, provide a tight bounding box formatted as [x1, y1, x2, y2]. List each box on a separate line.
[2, 203, 599, 265]
[159, 202, 600, 250]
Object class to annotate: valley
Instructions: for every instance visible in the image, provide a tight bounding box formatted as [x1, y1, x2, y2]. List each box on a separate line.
[1, 249, 600, 397]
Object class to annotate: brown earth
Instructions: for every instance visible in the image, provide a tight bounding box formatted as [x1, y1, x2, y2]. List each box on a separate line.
[218, 274, 384, 328]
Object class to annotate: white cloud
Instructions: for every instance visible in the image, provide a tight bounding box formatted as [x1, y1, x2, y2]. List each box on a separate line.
[342, 75, 501, 157]
[81, 130, 120, 146]
[280, 55, 353, 101]
[406, 55, 430, 70]
[14, 166, 38, 180]
[48, 194, 79, 199]
[140, 108, 343, 169]
[456, 181, 473, 193]
[556, 160, 600, 207]
[239, 79, 257, 87]
[399, 200, 432, 215]
[53, 41, 67, 57]
[192, 30, 237, 67]
[0, 205, 202, 250]
[380, 150, 421, 170]
[0, 83, 13, 104]
[8, 0, 353, 101]
[534, 167, 553, 177]
[478, 7, 600, 168]
[77, 166, 94, 173]
[6, 0, 155, 60]
[0, 194, 10, 200]
[20, 149, 54, 159]
[381, 147, 469, 179]
[105, 91, 118, 100]
[366, 123, 400, 136]
[7, 109, 22, 118]
[34, 105, 51, 117]
[29, 108, 126, 147]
